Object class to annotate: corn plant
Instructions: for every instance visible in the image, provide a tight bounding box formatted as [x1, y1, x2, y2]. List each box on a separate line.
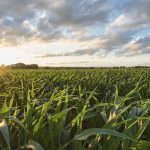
[0, 68, 150, 150]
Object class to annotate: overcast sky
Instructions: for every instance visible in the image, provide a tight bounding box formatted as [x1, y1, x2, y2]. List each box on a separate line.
[0, 0, 150, 66]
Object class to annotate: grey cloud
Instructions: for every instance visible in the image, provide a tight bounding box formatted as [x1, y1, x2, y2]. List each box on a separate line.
[47, 61, 90, 65]
[0, 0, 111, 46]
[102, 0, 150, 52]
[90, 30, 134, 55]
[100, 32, 133, 50]
[130, 36, 150, 55]
[36, 31, 150, 59]
[124, 0, 150, 20]
[36, 48, 107, 58]
[48, 0, 110, 27]
[0, 0, 150, 60]
[115, 35, 150, 57]
[110, 0, 150, 32]
[94, 0, 150, 57]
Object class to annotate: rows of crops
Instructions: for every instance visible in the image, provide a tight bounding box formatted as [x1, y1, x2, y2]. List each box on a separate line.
[0, 68, 150, 150]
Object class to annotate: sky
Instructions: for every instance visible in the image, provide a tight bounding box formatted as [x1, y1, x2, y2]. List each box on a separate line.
[0, 0, 150, 67]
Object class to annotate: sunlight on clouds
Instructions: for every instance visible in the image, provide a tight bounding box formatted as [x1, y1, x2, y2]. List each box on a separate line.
[0, 40, 94, 65]
[0, 0, 150, 66]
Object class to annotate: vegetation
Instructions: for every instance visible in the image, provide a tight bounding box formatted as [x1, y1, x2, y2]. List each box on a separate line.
[0, 68, 150, 150]
[6, 63, 38, 69]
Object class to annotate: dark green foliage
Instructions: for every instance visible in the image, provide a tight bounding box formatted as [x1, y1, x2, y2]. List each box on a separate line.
[0, 68, 150, 150]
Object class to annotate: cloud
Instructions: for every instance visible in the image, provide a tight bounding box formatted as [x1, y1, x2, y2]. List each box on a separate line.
[124, 0, 150, 21]
[0, 0, 111, 46]
[35, 47, 107, 58]
[108, 0, 150, 32]
[0, 0, 150, 59]
[95, 0, 150, 57]
[47, 0, 110, 27]
[47, 61, 90, 65]
[97, 31, 133, 51]
[121, 35, 150, 56]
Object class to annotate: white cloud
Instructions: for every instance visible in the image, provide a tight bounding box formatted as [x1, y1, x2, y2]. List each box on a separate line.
[0, 0, 150, 66]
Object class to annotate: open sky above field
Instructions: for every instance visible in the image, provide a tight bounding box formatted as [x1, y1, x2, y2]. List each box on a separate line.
[0, 0, 150, 67]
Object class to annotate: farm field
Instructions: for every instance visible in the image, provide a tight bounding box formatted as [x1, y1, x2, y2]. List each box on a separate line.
[0, 68, 150, 150]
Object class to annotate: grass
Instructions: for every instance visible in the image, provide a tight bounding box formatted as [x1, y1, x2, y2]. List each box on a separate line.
[0, 68, 150, 150]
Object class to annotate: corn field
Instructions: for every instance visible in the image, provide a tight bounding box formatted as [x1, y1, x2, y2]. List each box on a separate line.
[0, 68, 150, 150]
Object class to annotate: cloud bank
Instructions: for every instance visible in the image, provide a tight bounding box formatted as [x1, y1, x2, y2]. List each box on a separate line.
[0, 0, 150, 58]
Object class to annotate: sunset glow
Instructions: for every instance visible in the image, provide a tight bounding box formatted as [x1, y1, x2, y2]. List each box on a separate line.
[0, 0, 149, 66]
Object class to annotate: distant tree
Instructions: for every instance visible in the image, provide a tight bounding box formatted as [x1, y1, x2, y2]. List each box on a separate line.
[15, 63, 26, 68]
[9, 63, 38, 69]
[25, 64, 38, 69]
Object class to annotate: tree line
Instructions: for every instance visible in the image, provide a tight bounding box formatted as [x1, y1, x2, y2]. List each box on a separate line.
[6, 63, 38, 69]
[0, 63, 149, 69]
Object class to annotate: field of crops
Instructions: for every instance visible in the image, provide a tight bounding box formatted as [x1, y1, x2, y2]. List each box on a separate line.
[0, 68, 150, 150]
